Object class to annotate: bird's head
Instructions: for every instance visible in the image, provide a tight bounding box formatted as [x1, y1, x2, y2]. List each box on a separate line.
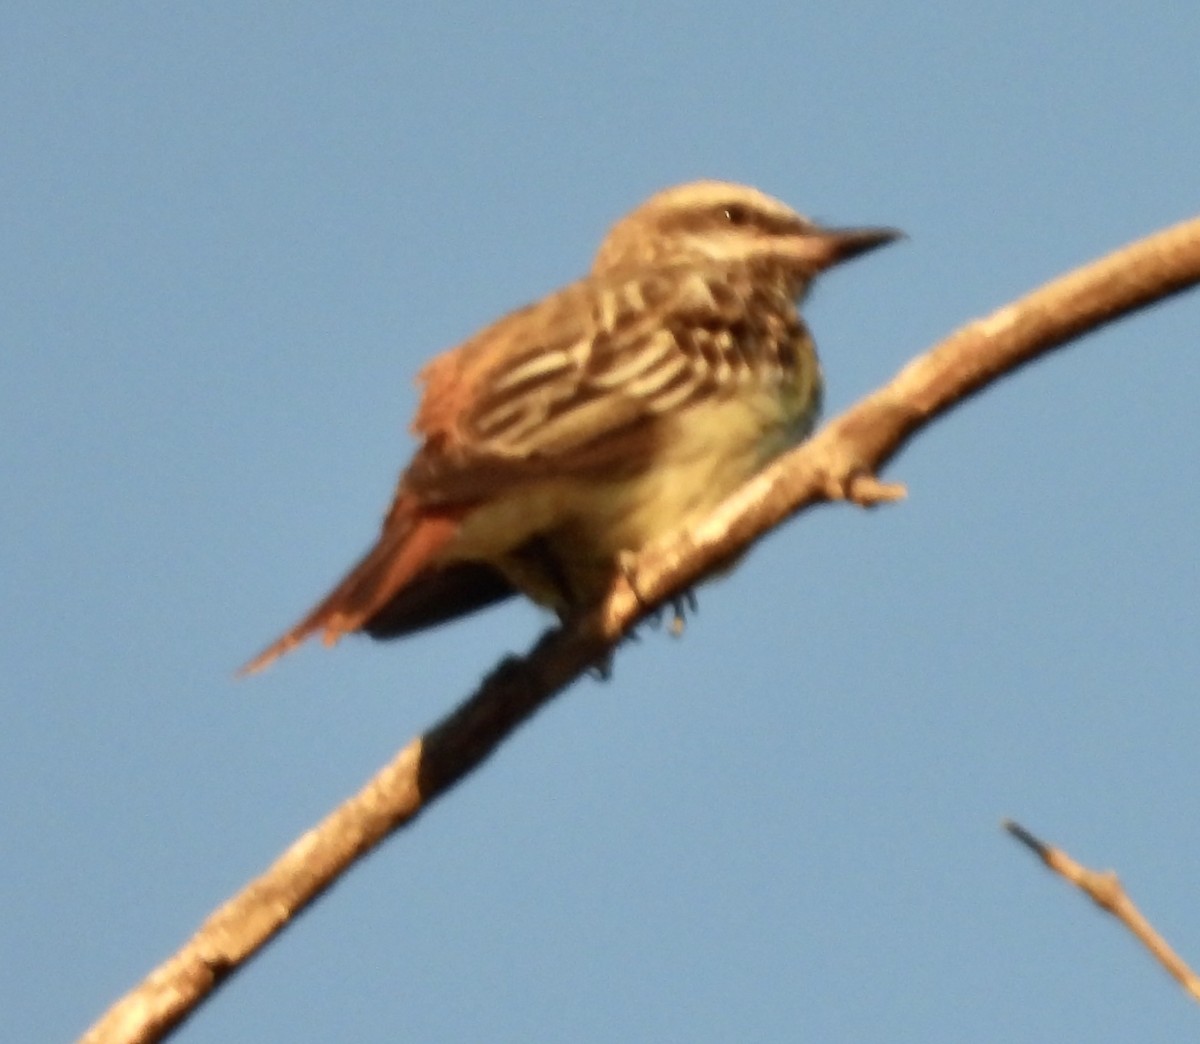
[592, 180, 901, 290]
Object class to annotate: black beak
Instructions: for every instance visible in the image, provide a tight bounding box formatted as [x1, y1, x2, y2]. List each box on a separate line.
[813, 225, 905, 269]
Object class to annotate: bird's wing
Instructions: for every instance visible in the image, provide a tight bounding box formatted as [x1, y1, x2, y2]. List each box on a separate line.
[404, 264, 806, 503]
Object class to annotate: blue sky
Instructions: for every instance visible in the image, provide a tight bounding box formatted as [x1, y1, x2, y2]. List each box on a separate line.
[4, 5, 1199, 1041]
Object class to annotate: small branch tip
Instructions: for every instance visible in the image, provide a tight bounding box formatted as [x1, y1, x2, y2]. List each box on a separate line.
[847, 473, 907, 506]
[1003, 818, 1049, 859]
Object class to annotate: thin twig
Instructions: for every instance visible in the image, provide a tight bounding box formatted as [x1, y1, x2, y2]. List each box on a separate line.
[79, 215, 1200, 1043]
[1003, 819, 1200, 1003]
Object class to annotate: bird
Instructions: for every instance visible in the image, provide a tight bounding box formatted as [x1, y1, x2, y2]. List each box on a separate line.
[240, 181, 899, 674]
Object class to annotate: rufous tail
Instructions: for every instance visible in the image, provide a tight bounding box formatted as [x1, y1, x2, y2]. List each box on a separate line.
[238, 503, 463, 675]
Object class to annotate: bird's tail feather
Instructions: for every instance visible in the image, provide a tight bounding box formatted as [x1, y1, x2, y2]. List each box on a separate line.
[238, 505, 463, 675]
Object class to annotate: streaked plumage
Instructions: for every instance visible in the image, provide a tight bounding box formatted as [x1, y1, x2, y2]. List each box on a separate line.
[241, 181, 898, 674]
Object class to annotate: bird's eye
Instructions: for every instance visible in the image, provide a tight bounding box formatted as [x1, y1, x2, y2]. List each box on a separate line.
[723, 204, 750, 226]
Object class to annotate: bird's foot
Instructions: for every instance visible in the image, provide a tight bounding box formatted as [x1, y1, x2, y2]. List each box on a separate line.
[586, 651, 616, 681]
[665, 589, 698, 637]
[616, 551, 698, 638]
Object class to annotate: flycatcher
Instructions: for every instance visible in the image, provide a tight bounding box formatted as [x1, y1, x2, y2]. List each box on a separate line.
[242, 181, 899, 673]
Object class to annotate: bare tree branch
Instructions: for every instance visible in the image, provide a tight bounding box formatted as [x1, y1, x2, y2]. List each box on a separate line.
[79, 215, 1200, 1044]
[1004, 819, 1200, 1002]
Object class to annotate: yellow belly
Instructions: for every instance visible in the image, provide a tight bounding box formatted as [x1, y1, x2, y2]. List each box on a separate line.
[449, 383, 819, 613]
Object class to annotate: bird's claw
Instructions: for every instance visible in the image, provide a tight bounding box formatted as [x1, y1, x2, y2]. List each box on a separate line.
[667, 590, 698, 637]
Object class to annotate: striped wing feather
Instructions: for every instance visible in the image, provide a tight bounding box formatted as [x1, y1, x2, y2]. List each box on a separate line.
[405, 262, 807, 503]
